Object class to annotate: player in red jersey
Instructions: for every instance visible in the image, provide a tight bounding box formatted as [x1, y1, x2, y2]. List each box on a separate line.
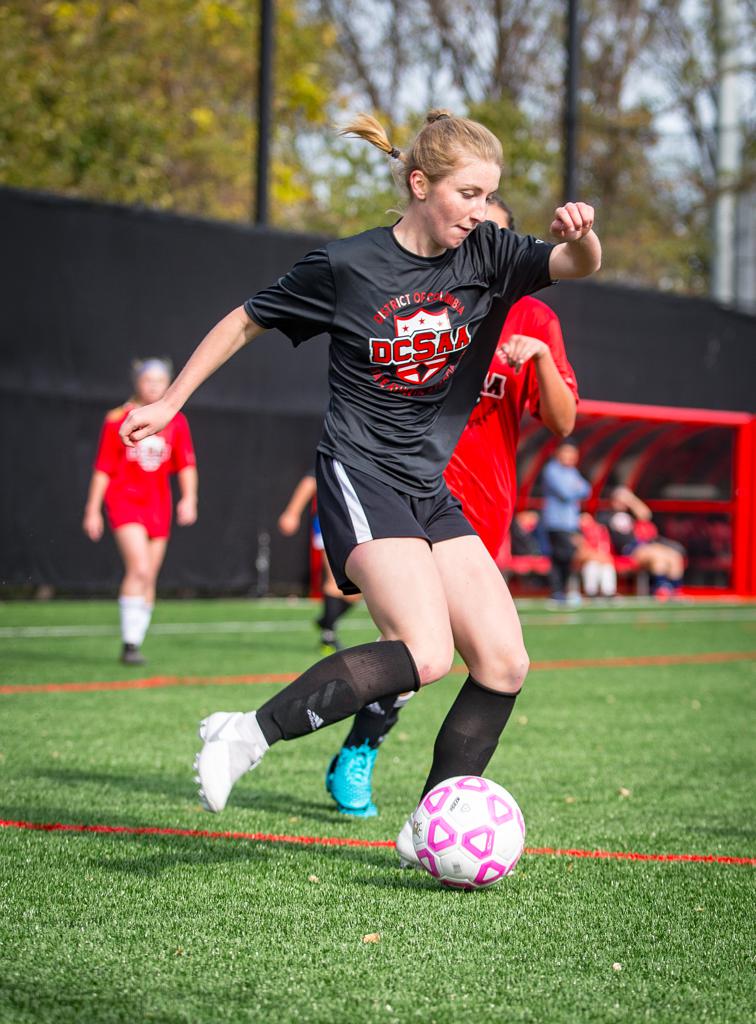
[325, 197, 580, 816]
[83, 358, 198, 665]
[444, 197, 579, 561]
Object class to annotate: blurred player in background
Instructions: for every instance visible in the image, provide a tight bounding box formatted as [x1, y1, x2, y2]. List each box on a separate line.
[325, 196, 580, 817]
[575, 512, 617, 598]
[278, 470, 360, 652]
[83, 358, 198, 665]
[606, 485, 686, 598]
[541, 439, 591, 604]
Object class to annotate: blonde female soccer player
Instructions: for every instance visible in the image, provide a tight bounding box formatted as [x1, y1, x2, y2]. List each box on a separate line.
[120, 110, 600, 864]
[325, 196, 580, 817]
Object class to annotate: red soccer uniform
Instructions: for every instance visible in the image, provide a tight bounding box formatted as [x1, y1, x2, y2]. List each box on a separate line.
[444, 296, 578, 559]
[94, 404, 196, 539]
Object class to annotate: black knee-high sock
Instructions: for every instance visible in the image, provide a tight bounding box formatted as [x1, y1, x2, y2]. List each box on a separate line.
[318, 595, 351, 631]
[256, 641, 419, 745]
[342, 692, 409, 749]
[421, 676, 519, 797]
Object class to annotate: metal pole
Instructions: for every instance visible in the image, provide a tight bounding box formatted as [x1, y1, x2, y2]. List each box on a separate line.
[563, 0, 579, 201]
[254, 0, 274, 225]
[712, 0, 741, 304]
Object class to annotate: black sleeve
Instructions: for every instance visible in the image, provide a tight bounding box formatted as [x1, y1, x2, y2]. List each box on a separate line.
[487, 226, 555, 303]
[244, 248, 336, 346]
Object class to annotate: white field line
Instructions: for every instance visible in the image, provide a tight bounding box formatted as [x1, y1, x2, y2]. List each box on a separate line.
[1, 607, 756, 639]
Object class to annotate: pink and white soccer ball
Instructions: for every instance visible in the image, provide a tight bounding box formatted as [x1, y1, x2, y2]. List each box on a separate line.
[411, 776, 525, 890]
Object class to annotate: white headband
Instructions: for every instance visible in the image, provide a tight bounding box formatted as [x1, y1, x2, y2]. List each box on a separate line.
[133, 358, 172, 379]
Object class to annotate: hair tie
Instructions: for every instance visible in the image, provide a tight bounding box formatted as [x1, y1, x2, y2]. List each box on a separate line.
[390, 146, 401, 160]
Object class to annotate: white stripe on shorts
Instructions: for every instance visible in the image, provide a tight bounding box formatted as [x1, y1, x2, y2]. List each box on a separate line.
[332, 459, 373, 544]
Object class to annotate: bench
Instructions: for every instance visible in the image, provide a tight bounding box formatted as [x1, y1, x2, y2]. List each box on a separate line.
[500, 554, 650, 596]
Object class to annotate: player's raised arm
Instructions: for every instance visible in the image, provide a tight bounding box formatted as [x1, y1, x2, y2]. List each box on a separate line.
[547, 202, 602, 279]
[120, 306, 265, 446]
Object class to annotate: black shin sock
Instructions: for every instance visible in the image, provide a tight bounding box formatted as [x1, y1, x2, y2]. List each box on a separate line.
[256, 641, 419, 745]
[421, 676, 518, 797]
[318, 596, 351, 632]
[343, 693, 405, 749]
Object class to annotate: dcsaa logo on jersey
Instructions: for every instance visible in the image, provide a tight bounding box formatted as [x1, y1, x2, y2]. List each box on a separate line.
[127, 434, 170, 472]
[369, 308, 472, 387]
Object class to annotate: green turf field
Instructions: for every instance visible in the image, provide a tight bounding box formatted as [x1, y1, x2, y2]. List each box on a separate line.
[1, 597, 754, 1023]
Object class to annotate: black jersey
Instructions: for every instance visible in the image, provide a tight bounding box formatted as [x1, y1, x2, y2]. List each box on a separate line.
[245, 220, 554, 496]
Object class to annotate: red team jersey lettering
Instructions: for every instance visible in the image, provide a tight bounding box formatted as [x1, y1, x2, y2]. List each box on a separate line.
[370, 308, 472, 386]
[481, 371, 506, 400]
[124, 434, 172, 472]
[94, 404, 196, 539]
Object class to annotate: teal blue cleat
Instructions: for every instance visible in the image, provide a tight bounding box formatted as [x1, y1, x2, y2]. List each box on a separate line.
[325, 742, 380, 816]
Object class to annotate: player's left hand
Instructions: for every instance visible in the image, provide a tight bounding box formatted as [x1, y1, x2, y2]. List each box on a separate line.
[501, 334, 549, 373]
[550, 202, 594, 242]
[176, 496, 197, 526]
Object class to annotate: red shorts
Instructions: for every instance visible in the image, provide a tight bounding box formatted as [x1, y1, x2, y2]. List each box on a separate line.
[105, 494, 171, 540]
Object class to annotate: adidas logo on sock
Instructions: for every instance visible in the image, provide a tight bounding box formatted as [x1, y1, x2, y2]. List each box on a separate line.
[307, 708, 324, 731]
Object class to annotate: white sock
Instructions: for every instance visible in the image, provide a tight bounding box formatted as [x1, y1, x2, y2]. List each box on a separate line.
[119, 596, 145, 646]
[135, 602, 154, 646]
[581, 562, 601, 597]
[600, 563, 617, 597]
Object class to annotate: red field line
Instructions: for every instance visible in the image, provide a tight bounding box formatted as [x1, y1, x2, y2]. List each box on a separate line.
[1, 818, 753, 867]
[0, 672, 296, 695]
[2, 649, 755, 695]
[0, 818, 393, 849]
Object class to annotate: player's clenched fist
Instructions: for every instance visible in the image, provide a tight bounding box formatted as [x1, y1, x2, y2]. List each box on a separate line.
[119, 399, 174, 447]
[550, 202, 595, 242]
[501, 334, 549, 373]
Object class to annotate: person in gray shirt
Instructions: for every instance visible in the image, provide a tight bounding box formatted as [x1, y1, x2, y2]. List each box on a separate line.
[541, 440, 591, 603]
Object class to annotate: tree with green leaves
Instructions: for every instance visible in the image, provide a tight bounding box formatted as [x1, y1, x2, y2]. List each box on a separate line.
[0, 0, 338, 220]
[2, 0, 751, 296]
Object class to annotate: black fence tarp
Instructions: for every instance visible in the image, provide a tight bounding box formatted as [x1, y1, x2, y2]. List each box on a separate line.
[2, 187, 754, 593]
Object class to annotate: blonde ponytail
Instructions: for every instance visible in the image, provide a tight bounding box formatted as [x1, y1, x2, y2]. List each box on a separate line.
[340, 109, 501, 195]
[339, 113, 403, 161]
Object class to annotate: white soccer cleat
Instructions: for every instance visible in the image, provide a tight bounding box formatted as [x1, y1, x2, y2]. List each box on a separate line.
[395, 815, 421, 869]
[193, 711, 268, 813]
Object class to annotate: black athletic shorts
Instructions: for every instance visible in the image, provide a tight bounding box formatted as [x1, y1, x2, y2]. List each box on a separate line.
[315, 453, 477, 595]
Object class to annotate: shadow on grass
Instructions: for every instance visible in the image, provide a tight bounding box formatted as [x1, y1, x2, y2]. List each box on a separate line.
[92, 838, 447, 893]
[30, 764, 353, 825]
[31, 765, 198, 803]
[682, 822, 756, 842]
[90, 834, 404, 878]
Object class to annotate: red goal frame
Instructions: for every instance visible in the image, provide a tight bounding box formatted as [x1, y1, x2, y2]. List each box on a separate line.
[514, 399, 756, 597]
